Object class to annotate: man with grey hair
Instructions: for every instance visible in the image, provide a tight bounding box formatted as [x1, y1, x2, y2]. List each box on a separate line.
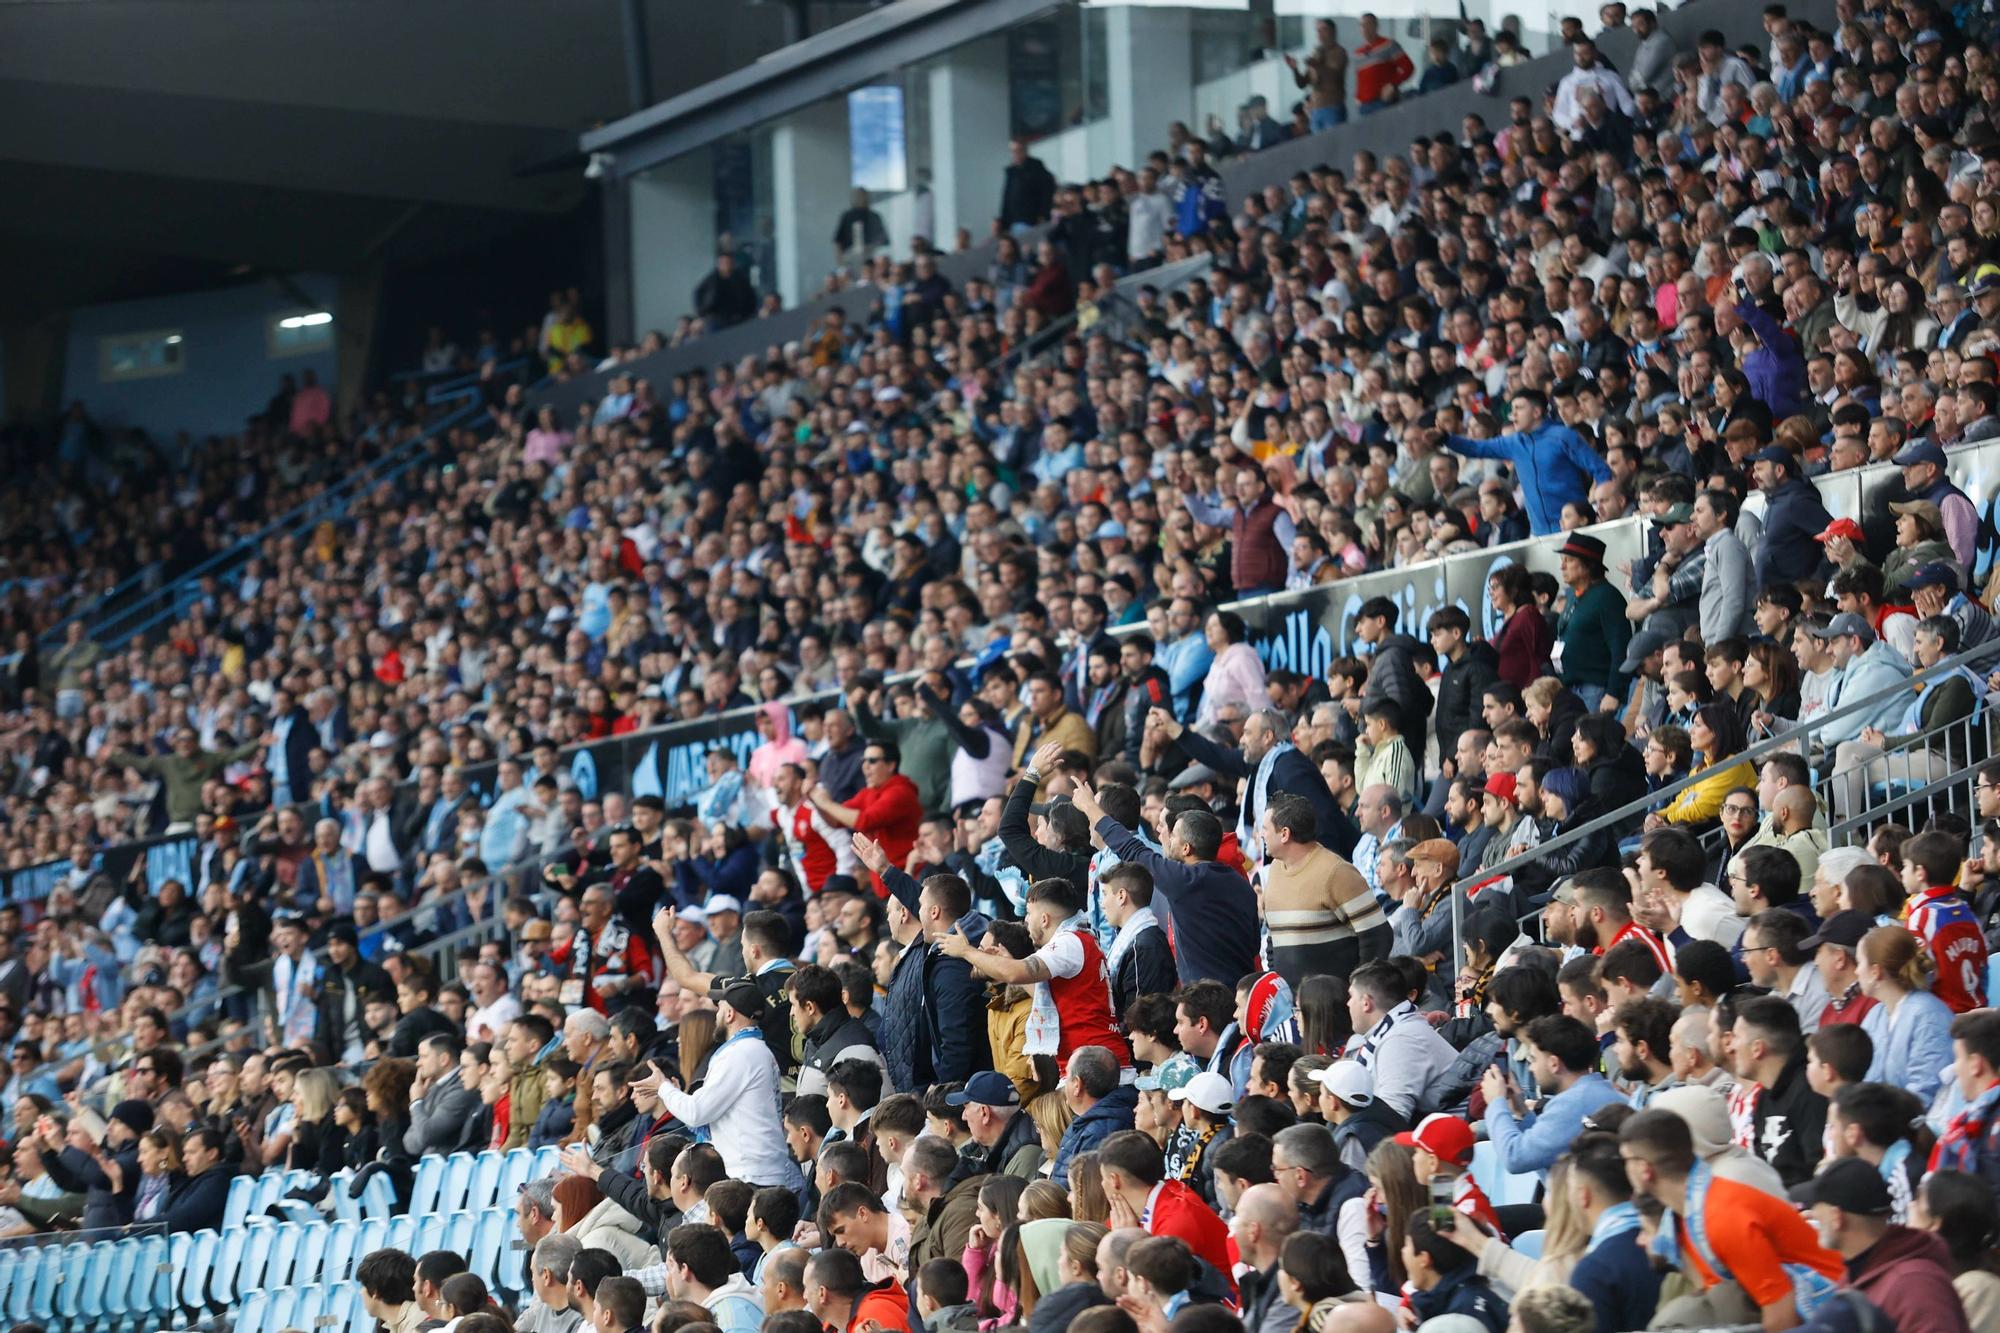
[517, 1232, 583, 1333]
[1150, 704, 1339, 865]
[517, 1176, 559, 1252]
[1053, 1045, 1136, 1186]
[1270, 1121, 1363, 1232]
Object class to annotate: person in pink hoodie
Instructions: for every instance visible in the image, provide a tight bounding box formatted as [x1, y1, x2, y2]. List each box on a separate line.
[748, 702, 808, 788]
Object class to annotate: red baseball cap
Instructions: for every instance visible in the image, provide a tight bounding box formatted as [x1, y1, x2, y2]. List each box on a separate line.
[1481, 772, 1517, 802]
[1815, 518, 1864, 544]
[1394, 1113, 1476, 1165]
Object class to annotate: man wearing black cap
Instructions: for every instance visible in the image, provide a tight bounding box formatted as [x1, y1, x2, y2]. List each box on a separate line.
[1894, 439, 1978, 572]
[647, 979, 802, 1191]
[316, 921, 393, 1065]
[1807, 911, 1880, 1030]
[1748, 446, 1833, 586]
[1796, 1157, 1970, 1333]
[34, 1099, 150, 1228]
[947, 1071, 1044, 1179]
[1907, 562, 2000, 659]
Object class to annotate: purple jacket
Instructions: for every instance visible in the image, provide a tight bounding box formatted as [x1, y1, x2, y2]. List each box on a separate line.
[1736, 300, 1805, 419]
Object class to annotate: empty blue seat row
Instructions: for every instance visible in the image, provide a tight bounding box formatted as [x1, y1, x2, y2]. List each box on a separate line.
[0, 1233, 172, 1330]
[408, 1145, 556, 1218]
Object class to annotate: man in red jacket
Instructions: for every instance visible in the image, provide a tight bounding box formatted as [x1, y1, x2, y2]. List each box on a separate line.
[808, 740, 922, 896]
[803, 1246, 911, 1333]
[1097, 1129, 1237, 1297]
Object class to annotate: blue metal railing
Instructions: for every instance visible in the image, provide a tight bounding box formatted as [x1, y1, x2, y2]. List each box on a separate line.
[40, 359, 532, 652]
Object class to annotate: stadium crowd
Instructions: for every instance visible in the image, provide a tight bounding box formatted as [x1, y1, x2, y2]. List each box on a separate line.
[17, 0, 2000, 1332]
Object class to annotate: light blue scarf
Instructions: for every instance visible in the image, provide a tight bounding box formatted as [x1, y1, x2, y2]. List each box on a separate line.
[1240, 742, 1296, 863]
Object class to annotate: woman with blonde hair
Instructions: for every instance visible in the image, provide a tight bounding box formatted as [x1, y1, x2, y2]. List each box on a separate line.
[1028, 1222, 1110, 1332]
[1018, 1178, 1071, 1223]
[285, 1066, 347, 1185]
[1858, 925, 1955, 1105]
[1339, 1138, 1423, 1301]
[1026, 1091, 1074, 1163]
[1433, 1155, 1590, 1296]
[1068, 1152, 1109, 1224]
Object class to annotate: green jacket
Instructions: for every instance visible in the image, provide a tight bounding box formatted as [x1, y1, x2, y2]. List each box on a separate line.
[110, 741, 262, 824]
[1557, 579, 1632, 697]
[856, 704, 953, 816]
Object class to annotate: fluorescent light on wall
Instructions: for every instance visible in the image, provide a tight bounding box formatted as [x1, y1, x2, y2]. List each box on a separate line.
[163, 335, 184, 345]
[278, 311, 333, 329]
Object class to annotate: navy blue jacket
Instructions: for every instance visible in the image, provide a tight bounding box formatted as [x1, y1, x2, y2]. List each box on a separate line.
[1756, 477, 1833, 586]
[1568, 1223, 1664, 1333]
[1408, 1266, 1509, 1333]
[1051, 1084, 1138, 1185]
[880, 865, 990, 1087]
[162, 1164, 234, 1233]
[1094, 818, 1260, 986]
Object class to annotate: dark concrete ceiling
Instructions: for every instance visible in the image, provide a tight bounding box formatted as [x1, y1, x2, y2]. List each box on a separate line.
[0, 0, 878, 320]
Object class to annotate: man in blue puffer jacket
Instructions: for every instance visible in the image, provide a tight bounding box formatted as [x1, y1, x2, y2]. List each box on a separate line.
[1050, 1045, 1138, 1186]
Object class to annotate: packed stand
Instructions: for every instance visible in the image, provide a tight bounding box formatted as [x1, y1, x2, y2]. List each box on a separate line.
[19, 1, 2000, 1333]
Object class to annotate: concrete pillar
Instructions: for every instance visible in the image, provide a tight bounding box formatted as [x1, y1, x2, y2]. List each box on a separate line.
[927, 36, 1012, 246]
[630, 151, 716, 337]
[771, 101, 853, 307]
[1105, 5, 1193, 171]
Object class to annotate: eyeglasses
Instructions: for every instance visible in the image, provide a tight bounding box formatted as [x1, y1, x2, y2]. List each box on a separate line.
[1722, 804, 1757, 816]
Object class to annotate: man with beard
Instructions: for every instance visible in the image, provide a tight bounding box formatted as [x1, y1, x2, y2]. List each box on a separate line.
[1611, 995, 1679, 1107]
[770, 762, 856, 894]
[1569, 867, 1670, 971]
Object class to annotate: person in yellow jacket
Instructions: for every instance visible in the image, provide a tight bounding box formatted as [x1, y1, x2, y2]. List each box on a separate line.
[1649, 703, 1756, 829]
[1009, 671, 1098, 770]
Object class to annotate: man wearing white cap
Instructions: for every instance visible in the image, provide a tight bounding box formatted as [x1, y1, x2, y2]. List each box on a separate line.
[704, 895, 745, 976]
[1312, 1061, 1406, 1172]
[1168, 1071, 1236, 1207]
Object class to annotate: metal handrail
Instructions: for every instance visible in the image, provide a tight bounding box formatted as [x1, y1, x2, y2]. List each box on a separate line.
[1455, 639, 1997, 965]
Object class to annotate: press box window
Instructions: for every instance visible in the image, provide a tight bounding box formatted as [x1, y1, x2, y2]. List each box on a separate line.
[269, 310, 334, 357]
[98, 330, 185, 383]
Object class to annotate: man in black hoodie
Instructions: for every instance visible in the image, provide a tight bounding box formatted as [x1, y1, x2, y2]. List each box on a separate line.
[1731, 995, 1827, 1188]
[1428, 606, 1498, 772]
[1354, 598, 1434, 739]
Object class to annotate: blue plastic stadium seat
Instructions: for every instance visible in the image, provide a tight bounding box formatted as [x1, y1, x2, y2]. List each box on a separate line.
[408, 1156, 447, 1217]
[355, 1217, 389, 1259]
[360, 1168, 399, 1221]
[469, 1208, 509, 1291]
[165, 1232, 193, 1314]
[414, 1213, 447, 1259]
[266, 1285, 300, 1333]
[53, 1242, 90, 1322]
[1512, 1229, 1546, 1259]
[529, 1144, 562, 1179]
[130, 1233, 171, 1321]
[443, 1210, 476, 1258]
[222, 1174, 257, 1231]
[236, 1225, 276, 1305]
[439, 1152, 477, 1213]
[324, 1219, 360, 1286]
[498, 1148, 534, 1201]
[467, 1151, 504, 1212]
[385, 1214, 418, 1255]
[267, 1221, 304, 1290]
[101, 1232, 136, 1320]
[295, 1282, 328, 1332]
[0, 1251, 21, 1323]
[208, 1226, 246, 1306]
[330, 1169, 362, 1224]
[237, 1290, 270, 1333]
